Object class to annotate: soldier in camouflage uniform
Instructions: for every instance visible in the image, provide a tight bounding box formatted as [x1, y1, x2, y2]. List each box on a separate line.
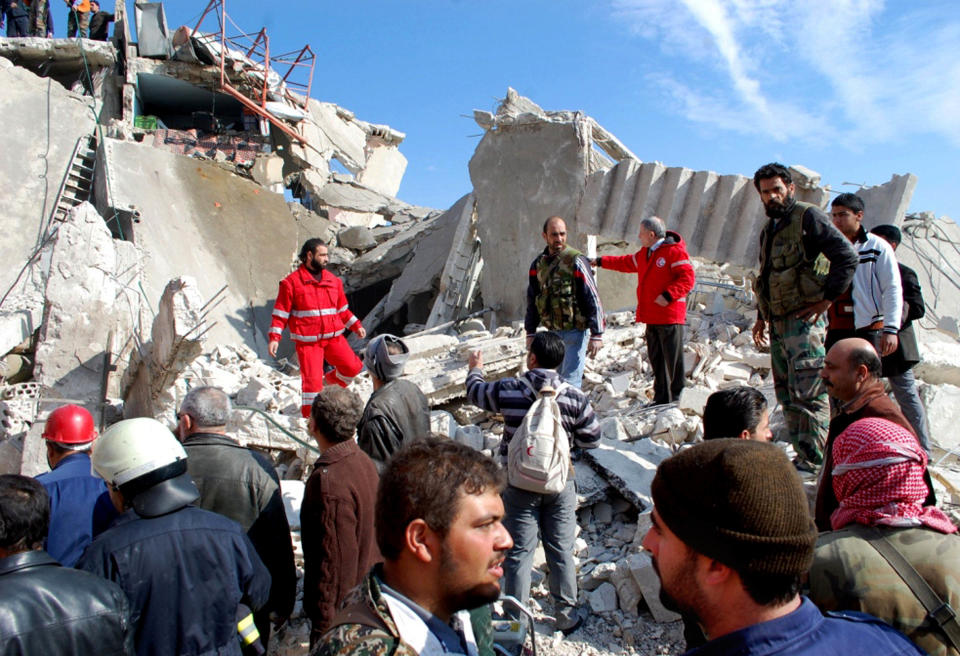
[809, 417, 960, 656]
[525, 216, 604, 388]
[313, 438, 511, 656]
[752, 163, 857, 468]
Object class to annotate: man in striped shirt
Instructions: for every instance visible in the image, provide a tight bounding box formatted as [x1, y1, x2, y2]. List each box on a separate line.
[466, 331, 601, 634]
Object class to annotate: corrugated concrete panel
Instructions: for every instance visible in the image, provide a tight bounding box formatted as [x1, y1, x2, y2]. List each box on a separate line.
[97, 137, 304, 356]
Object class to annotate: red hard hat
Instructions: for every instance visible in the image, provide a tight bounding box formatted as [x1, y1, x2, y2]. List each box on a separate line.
[42, 404, 97, 444]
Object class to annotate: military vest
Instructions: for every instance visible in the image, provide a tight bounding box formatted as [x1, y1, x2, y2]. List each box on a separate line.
[535, 247, 588, 331]
[758, 201, 830, 318]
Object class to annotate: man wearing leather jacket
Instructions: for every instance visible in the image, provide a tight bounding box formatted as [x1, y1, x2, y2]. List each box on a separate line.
[0, 474, 133, 655]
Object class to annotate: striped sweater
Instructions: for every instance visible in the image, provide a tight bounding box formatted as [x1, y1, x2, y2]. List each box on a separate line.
[465, 367, 602, 456]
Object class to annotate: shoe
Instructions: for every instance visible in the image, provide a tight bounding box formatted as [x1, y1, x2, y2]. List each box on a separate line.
[792, 457, 818, 474]
[555, 607, 583, 635]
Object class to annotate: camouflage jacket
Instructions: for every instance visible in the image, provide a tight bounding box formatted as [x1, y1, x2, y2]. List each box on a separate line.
[313, 567, 493, 656]
[809, 523, 960, 656]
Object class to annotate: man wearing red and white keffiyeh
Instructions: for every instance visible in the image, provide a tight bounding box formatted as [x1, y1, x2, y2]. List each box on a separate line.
[809, 417, 960, 656]
[830, 417, 955, 533]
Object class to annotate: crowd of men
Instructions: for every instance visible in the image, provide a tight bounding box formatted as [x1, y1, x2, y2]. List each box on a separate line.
[2, 160, 958, 656]
[1, 0, 113, 39]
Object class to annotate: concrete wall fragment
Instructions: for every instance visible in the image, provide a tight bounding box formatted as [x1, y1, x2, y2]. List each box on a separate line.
[34, 202, 144, 411]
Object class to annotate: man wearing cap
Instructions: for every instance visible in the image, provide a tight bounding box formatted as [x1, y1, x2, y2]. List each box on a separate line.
[643, 439, 923, 655]
[76, 417, 271, 656]
[35, 404, 116, 566]
[810, 418, 960, 656]
[356, 334, 429, 471]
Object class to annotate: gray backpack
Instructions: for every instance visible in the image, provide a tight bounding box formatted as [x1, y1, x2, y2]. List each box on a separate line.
[507, 378, 571, 494]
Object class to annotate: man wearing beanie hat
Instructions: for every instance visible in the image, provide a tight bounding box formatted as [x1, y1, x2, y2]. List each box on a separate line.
[644, 439, 922, 655]
[356, 334, 429, 472]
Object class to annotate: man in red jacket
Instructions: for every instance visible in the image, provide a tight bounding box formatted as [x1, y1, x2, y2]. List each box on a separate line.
[594, 216, 695, 405]
[269, 239, 366, 417]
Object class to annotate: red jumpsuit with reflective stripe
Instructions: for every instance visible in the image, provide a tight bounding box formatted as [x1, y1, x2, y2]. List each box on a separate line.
[270, 266, 363, 417]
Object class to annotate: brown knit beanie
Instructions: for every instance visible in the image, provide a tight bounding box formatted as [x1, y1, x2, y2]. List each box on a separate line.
[651, 439, 816, 577]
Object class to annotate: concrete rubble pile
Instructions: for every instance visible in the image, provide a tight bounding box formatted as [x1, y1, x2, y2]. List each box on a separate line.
[4, 12, 960, 654]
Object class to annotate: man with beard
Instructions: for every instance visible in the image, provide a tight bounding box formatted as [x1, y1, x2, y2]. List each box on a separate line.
[643, 439, 923, 655]
[752, 163, 857, 470]
[526, 216, 605, 388]
[268, 238, 366, 417]
[314, 438, 513, 656]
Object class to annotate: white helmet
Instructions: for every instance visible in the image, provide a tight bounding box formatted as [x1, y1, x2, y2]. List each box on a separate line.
[92, 417, 197, 517]
[92, 417, 186, 486]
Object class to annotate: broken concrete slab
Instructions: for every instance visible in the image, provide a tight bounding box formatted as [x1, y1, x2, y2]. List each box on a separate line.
[627, 551, 681, 623]
[338, 225, 377, 251]
[426, 194, 481, 329]
[582, 437, 673, 511]
[357, 142, 407, 198]
[345, 212, 448, 294]
[470, 114, 589, 325]
[378, 199, 465, 325]
[96, 137, 307, 356]
[122, 276, 207, 419]
[922, 383, 960, 452]
[34, 202, 143, 411]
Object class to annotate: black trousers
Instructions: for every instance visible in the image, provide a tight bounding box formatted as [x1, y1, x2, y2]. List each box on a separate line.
[646, 323, 685, 404]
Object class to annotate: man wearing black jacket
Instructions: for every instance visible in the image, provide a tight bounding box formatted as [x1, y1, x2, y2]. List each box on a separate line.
[177, 386, 297, 650]
[87, 0, 112, 40]
[871, 224, 931, 452]
[0, 475, 133, 655]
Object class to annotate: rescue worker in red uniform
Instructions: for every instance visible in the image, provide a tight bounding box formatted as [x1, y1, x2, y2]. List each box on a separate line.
[269, 239, 366, 417]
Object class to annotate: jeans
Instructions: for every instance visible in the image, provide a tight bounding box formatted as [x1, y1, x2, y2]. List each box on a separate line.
[557, 329, 588, 389]
[501, 478, 578, 612]
[889, 368, 931, 453]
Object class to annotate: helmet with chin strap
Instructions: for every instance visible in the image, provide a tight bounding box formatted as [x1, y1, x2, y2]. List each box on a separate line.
[92, 417, 199, 517]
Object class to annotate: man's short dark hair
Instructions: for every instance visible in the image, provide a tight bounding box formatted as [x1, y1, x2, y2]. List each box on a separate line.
[740, 571, 803, 607]
[0, 475, 49, 552]
[831, 192, 865, 214]
[376, 438, 505, 560]
[702, 387, 767, 440]
[310, 387, 364, 444]
[848, 343, 882, 379]
[542, 216, 564, 233]
[753, 163, 792, 191]
[870, 224, 902, 247]
[298, 238, 327, 263]
[529, 332, 565, 370]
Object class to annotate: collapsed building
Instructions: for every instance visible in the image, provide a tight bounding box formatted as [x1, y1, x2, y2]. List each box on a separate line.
[4, 2, 960, 652]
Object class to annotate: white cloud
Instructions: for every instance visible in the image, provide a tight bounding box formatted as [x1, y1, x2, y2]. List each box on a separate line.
[612, 0, 960, 147]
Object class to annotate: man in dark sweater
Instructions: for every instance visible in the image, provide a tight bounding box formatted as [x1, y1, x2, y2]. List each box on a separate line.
[356, 334, 429, 472]
[302, 386, 381, 647]
[815, 337, 933, 530]
[87, 0, 112, 40]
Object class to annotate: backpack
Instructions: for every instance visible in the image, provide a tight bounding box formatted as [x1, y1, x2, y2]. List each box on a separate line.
[507, 377, 571, 494]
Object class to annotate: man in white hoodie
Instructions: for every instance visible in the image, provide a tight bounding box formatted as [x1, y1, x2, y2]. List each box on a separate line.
[825, 192, 902, 359]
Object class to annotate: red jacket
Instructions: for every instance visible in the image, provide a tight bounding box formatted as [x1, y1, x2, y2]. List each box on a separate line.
[269, 266, 361, 343]
[599, 231, 695, 325]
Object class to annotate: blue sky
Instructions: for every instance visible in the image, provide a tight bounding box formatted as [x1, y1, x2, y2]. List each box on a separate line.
[149, 1, 959, 220]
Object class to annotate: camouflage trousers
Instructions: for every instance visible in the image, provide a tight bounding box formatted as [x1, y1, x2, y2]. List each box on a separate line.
[769, 315, 829, 464]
